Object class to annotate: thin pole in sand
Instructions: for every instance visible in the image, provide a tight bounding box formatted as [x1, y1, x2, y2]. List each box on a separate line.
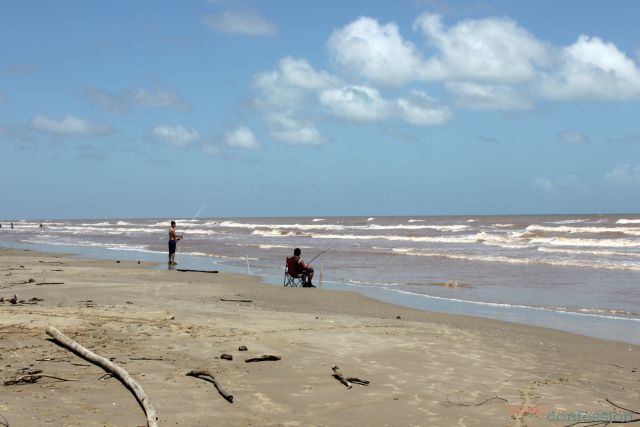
[319, 263, 323, 288]
[246, 255, 251, 275]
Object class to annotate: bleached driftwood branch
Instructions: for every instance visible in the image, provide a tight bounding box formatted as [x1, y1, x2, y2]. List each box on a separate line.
[45, 326, 158, 427]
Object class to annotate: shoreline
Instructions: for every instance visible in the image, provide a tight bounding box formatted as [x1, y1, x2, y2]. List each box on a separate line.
[1, 246, 639, 426]
[2, 240, 640, 346]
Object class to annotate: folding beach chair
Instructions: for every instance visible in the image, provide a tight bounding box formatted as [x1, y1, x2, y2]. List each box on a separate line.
[284, 256, 306, 287]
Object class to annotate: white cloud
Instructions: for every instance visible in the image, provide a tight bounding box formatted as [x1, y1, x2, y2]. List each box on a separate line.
[556, 129, 590, 144]
[534, 177, 558, 194]
[254, 57, 338, 110]
[414, 13, 550, 83]
[604, 164, 640, 189]
[396, 90, 453, 126]
[30, 114, 113, 136]
[85, 88, 127, 113]
[445, 82, 534, 110]
[153, 124, 199, 147]
[319, 85, 390, 122]
[328, 17, 423, 86]
[225, 126, 260, 149]
[129, 87, 188, 111]
[541, 35, 640, 101]
[266, 112, 326, 145]
[534, 176, 589, 195]
[203, 11, 277, 36]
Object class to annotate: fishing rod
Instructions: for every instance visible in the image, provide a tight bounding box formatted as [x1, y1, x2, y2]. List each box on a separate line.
[180, 204, 206, 239]
[307, 247, 331, 264]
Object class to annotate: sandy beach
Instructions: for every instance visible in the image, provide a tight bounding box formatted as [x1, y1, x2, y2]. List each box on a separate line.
[1, 247, 638, 427]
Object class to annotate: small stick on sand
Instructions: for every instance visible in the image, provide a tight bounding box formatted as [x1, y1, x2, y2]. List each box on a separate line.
[186, 370, 234, 403]
[35, 282, 65, 286]
[331, 365, 351, 389]
[331, 366, 369, 388]
[4, 373, 76, 386]
[219, 298, 253, 303]
[245, 355, 281, 363]
[45, 326, 158, 427]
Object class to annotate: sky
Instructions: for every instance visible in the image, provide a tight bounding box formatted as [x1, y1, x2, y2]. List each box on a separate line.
[1, 0, 640, 219]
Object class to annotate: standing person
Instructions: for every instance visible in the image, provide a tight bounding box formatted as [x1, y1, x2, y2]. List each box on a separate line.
[290, 248, 315, 287]
[168, 221, 181, 265]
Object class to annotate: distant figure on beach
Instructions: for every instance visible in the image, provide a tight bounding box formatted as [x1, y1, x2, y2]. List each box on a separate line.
[289, 248, 315, 287]
[168, 220, 181, 265]
[10, 222, 14, 229]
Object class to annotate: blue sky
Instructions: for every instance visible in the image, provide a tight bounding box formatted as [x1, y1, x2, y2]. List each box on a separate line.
[2, 0, 640, 219]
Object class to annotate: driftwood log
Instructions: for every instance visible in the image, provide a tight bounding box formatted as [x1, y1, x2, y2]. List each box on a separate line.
[186, 370, 233, 403]
[331, 365, 369, 388]
[45, 326, 158, 427]
[245, 355, 281, 363]
[177, 269, 219, 273]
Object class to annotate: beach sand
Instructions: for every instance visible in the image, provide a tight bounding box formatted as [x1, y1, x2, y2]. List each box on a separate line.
[1, 247, 638, 426]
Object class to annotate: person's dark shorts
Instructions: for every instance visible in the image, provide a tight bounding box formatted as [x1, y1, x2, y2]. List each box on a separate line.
[168, 240, 177, 254]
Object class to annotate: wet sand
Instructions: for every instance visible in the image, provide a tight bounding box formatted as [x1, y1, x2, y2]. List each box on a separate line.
[1, 247, 638, 426]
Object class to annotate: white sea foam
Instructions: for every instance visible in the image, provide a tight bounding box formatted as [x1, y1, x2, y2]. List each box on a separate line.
[251, 229, 478, 244]
[217, 220, 468, 232]
[526, 224, 640, 236]
[529, 236, 640, 248]
[617, 219, 640, 224]
[538, 247, 640, 258]
[367, 217, 375, 221]
[408, 219, 425, 222]
[312, 218, 325, 222]
[391, 247, 640, 271]
[545, 219, 588, 224]
[474, 232, 533, 248]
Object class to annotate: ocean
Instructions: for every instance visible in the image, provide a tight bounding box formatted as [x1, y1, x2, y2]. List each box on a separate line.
[2, 214, 639, 344]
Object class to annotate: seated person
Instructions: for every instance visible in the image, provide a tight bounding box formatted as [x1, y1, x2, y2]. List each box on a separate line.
[288, 248, 315, 287]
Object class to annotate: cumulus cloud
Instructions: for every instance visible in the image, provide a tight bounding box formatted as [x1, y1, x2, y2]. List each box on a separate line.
[328, 17, 423, 86]
[203, 11, 277, 35]
[84, 88, 128, 113]
[266, 112, 326, 145]
[556, 129, 590, 144]
[30, 114, 113, 136]
[414, 13, 550, 83]
[396, 90, 453, 126]
[254, 57, 339, 110]
[445, 82, 534, 110]
[153, 124, 199, 147]
[541, 35, 640, 101]
[129, 87, 188, 111]
[319, 85, 390, 122]
[3, 63, 41, 75]
[533, 176, 589, 195]
[604, 164, 640, 189]
[224, 126, 260, 149]
[85, 86, 187, 112]
[533, 177, 558, 194]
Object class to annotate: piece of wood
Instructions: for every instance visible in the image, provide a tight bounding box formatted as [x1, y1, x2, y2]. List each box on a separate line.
[331, 365, 351, 388]
[245, 355, 281, 363]
[177, 269, 219, 273]
[35, 282, 65, 286]
[4, 373, 76, 386]
[45, 326, 158, 427]
[219, 298, 253, 303]
[186, 370, 233, 403]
